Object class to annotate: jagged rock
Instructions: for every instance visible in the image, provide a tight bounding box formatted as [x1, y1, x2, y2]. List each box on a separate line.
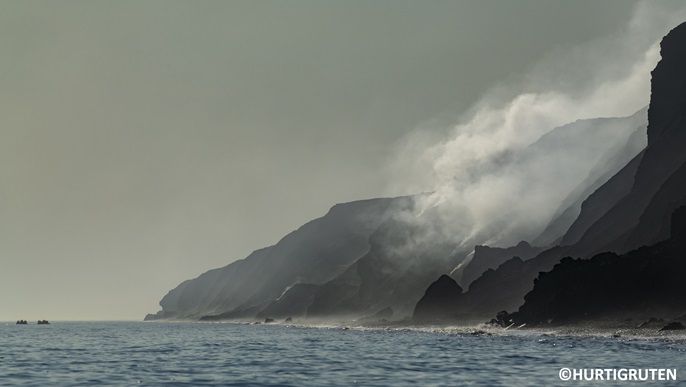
[660, 322, 685, 331]
[413, 275, 463, 322]
[488, 311, 515, 328]
[497, 207, 686, 326]
[284, 317, 292, 323]
[264, 318, 274, 324]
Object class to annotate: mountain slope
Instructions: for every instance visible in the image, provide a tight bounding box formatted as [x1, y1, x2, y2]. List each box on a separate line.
[572, 22, 686, 255]
[535, 119, 646, 247]
[145, 196, 414, 320]
[435, 21, 686, 320]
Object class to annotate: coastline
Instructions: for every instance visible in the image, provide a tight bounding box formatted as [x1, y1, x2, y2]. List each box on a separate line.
[144, 317, 686, 341]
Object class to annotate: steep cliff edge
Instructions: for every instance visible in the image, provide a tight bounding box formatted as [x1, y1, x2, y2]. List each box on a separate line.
[572, 21, 686, 255]
[145, 196, 414, 320]
[502, 206, 686, 326]
[426, 21, 686, 321]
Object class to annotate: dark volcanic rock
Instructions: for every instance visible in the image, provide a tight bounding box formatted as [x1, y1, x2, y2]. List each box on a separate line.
[413, 275, 463, 322]
[660, 322, 685, 331]
[460, 247, 567, 319]
[647, 22, 686, 144]
[573, 22, 686, 255]
[502, 207, 686, 326]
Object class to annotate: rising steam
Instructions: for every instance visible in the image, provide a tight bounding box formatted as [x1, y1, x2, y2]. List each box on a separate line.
[386, 2, 686, 254]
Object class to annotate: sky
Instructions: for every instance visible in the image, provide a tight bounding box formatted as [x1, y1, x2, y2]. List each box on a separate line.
[2, 0, 684, 321]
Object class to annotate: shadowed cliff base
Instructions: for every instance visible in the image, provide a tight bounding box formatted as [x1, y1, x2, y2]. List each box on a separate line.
[491, 206, 686, 329]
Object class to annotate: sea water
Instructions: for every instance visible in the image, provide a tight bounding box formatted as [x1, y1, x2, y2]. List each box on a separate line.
[1, 321, 685, 386]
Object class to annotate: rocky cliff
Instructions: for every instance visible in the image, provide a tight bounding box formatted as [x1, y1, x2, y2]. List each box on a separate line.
[146, 111, 648, 322]
[502, 206, 686, 326]
[419, 21, 686, 322]
[147, 22, 686, 325]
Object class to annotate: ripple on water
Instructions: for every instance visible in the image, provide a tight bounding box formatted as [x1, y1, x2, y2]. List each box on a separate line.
[1, 322, 685, 386]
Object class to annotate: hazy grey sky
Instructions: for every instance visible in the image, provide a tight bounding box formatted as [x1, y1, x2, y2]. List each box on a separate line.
[2, 0, 671, 320]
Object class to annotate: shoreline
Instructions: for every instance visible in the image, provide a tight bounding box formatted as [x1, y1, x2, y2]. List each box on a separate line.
[144, 317, 686, 341]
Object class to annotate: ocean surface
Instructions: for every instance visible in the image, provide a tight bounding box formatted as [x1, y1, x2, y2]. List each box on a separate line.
[1, 321, 685, 386]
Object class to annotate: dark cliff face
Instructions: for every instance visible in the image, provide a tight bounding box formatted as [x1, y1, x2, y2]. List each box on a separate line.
[647, 22, 686, 145]
[573, 21, 686, 255]
[413, 275, 463, 322]
[559, 150, 644, 247]
[413, 21, 686, 323]
[506, 207, 686, 326]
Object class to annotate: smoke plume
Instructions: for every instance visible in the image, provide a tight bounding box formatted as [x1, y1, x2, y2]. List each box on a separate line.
[386, 2, 686, 255]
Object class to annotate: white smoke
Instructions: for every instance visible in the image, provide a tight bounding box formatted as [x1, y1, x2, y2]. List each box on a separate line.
[386, 2, 686, 251]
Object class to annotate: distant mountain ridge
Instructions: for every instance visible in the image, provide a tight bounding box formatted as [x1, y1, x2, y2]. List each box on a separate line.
[146, 107, 644, 322]
[146, 21, 686, 325]
[146, 196, 415, 320]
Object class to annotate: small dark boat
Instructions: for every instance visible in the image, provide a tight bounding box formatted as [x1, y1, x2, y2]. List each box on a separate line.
[37, 320, 50, 325]
[16, 320, 28, 325]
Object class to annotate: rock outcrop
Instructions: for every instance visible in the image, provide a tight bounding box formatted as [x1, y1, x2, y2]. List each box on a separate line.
[413, 275, 463, 322]
[502, 207, 686, 326]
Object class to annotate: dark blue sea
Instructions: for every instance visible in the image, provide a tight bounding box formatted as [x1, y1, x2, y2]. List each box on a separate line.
[1, 321, 685, 386]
